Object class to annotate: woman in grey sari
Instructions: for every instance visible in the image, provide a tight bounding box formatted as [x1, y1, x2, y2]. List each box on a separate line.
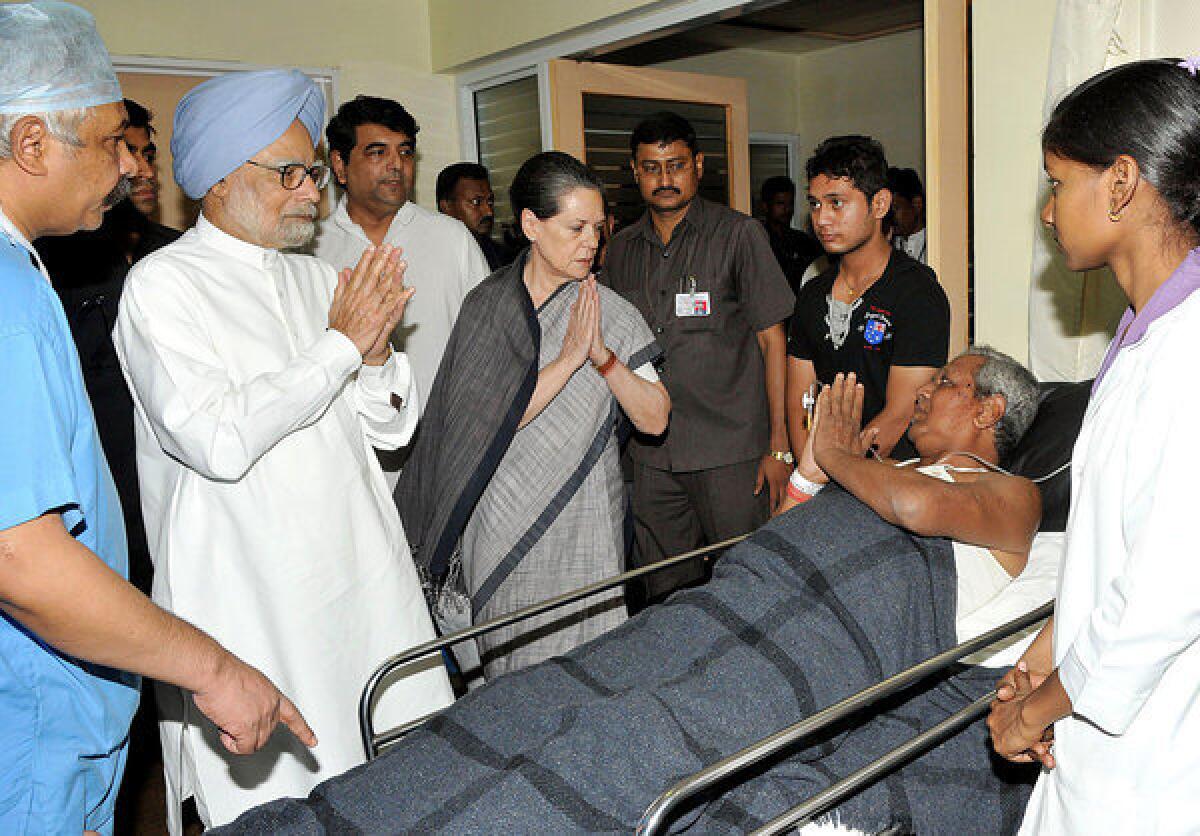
[398, 152, 669, 679]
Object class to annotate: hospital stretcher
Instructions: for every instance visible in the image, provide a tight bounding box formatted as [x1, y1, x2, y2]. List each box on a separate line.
[359, 542, 1052, 835]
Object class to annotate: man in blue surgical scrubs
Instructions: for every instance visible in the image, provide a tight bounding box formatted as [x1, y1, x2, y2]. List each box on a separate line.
[0, 5, 314, 834]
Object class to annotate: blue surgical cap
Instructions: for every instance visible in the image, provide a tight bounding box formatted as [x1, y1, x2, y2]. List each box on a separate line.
[0, 2, 121, 114]
[172, 69, 325, 200]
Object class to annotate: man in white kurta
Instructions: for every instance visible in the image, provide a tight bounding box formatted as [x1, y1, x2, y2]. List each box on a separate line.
[313, 97, 489, 484]
[1016, 249, 1200, 832]
[114, 70, 452, 830]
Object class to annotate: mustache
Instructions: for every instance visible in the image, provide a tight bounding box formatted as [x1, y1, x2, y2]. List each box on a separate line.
[653, 186, 681, 196]
[103, 177, 132, 208]
[284, 204, 319, 220]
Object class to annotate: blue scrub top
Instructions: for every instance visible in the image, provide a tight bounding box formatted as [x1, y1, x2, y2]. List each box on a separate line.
[0, 223, 140, 834]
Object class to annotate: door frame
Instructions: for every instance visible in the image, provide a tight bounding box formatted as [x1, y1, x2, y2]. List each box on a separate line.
[547, 58, 751, 214]
[923, 0, 971, 354]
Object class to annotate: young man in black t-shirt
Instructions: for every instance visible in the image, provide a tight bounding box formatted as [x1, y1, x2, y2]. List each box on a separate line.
[786, 136, 949, 462]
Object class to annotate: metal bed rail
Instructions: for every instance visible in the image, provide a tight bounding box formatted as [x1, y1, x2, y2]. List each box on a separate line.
[359, 534, 748, 759]
[750, 693, 995, 835]
[637, 601, 1054, 835]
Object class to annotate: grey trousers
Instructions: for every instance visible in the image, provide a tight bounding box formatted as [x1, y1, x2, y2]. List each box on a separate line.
[627, 457, 768, 612]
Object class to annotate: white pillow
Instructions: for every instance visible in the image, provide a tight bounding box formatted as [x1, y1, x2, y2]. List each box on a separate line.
[956, 531, 1063, 668]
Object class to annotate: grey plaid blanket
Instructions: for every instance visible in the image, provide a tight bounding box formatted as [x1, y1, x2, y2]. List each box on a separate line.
[215, 488, 1035, 834]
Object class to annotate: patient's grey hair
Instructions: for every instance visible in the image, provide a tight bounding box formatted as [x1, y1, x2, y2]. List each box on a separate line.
[0, 108, 87, 158]
[965, 345, 1039, 461]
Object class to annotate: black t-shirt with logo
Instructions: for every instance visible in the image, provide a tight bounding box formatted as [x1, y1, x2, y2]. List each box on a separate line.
[787, 249, 950, 427]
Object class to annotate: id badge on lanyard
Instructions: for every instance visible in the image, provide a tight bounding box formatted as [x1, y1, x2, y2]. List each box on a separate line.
[675, 275, 711, 318]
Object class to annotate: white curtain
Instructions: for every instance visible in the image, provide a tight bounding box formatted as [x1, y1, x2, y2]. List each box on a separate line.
[1027, 0, 1127, 381]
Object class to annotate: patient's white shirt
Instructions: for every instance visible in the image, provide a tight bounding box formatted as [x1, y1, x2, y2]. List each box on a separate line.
[913, 463, 1061, 666]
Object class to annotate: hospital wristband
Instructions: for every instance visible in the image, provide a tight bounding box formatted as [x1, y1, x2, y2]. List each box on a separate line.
[786, 482, 813, 503]
[788, 469, 826, 502]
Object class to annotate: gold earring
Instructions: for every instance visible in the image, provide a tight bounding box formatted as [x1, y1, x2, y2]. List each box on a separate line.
[1108, 208, 1122, 222]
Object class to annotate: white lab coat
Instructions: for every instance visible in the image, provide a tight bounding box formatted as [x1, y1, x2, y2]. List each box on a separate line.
[114, 216, 453, 830]
[1019, 290, 1200, 833]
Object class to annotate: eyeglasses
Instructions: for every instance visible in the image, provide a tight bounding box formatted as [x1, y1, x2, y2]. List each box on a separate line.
[245, 159, 331, 190]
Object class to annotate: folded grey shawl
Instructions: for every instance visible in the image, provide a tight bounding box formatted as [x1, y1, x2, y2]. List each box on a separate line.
[394, 249, 538, 581]
[215, 488, 1035, 834]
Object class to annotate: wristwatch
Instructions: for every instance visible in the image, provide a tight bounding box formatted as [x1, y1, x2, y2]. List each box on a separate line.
[770, 450, 794, 465]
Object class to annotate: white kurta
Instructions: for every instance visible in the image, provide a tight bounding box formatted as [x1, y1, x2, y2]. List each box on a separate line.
[113, 216, 453, 830]
[312, 196, 489, 424]
[1019, 291, 1200, 833]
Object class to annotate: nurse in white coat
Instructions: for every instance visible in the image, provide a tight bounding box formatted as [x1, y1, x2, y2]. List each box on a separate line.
[114, 70, 453, 831]
[988, 58, 1200, 832]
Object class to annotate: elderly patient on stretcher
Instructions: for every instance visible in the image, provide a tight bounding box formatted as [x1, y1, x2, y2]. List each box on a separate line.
[214, 347, 1065, 835]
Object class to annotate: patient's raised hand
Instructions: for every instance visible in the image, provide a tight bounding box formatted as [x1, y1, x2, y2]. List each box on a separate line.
[813, 373, 876, 463]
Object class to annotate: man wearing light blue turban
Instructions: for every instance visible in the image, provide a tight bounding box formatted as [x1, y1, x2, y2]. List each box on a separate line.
[0, 7, 316, 836]
[113, 70, 455, 829]
[172, 68, 325, 201]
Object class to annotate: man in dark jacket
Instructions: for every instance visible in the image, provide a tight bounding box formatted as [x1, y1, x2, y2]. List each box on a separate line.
[35, 97, 179, 596]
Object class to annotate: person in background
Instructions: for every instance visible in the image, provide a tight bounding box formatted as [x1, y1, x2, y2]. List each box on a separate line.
[436, 160, 514, 271]
[988, 57, 1200, 834]
[35, 96, 179, 597]
[888, 165, 926, 264]
[113, 70, 452, 830]
[603, 112, 794, 610]
[314, 97, 489, 487]
[787, 136, 949, 464]
[0, 7, 313, 834]
[760, 174, 823, 295]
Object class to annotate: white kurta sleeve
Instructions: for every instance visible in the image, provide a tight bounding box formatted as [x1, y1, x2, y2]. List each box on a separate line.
[114, 262, 361, 482]
[1058, 353, 1200, 735]
[352, 348, 419, 450]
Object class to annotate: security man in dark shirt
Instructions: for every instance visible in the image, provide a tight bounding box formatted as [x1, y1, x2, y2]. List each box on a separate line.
[604, 112, 794, 609]
[436, 161, 515, 271]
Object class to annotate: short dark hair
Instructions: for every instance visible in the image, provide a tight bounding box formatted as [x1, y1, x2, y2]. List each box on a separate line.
[510, 151, 603, 221]
[123, 98, 153, 134]
[630, 111, 697, 156]
[887, 166, 923, 201]
[805, 135, 889, 199]
[436, 162, 490, 204]
[761, 175, 795, 204]
[326, 95, 419, 162]
[1043, 58, 1200, 237]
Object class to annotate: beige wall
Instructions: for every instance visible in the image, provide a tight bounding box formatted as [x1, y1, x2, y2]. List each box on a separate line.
[651, 31, 925, 172]
[76, 0, 460, 209]
[793, 30, 926, 176]
[971, 0, 1055, 363]
[1150, 1, 1200, 57]
[649, 48, 799, 135]
[971, 0, 1200, 366]
[430, 0, 661, 71]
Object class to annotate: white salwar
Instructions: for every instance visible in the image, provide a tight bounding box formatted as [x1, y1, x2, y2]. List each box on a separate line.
[1019, 292, 1200, 833]
[114, 216, 453, 831]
